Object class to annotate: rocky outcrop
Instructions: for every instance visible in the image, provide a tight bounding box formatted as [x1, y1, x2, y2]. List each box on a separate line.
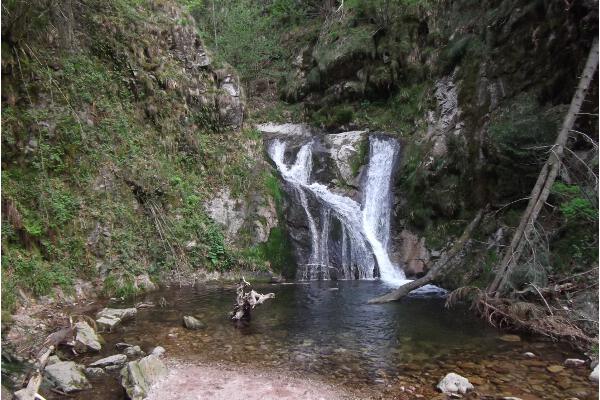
[44, 361, 90, 393]
[323, 130, 368, 186]
[217, 72, 244, 128]
[425, 74, 464, 159]
[121, 355, 168, 400]
[205, 188, 246, 243]
[256, 123, 315, 137]
[205, 187, 279, 246]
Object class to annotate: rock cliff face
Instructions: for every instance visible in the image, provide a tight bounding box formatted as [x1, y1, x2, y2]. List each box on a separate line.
[275, 0, 598, 288]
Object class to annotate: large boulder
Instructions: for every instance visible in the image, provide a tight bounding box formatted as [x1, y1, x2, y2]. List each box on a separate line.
[96, 308, 137, 332]
[74, 321, 102, 352]
[437, 372, 474, 394]
[44, 361, 90, 393]
[121, 355, 168, 400]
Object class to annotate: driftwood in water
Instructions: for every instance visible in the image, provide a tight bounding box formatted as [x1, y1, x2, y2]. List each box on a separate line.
[230, 277, 275, 326]
[369, 209, 484, 304]
[14, 345, 54, 400]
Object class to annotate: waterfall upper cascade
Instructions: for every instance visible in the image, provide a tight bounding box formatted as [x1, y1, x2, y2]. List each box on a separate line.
[269, 135, 410, 286]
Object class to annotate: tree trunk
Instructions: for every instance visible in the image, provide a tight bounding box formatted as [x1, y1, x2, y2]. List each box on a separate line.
[488, 38, 599, 296]
[14, 345, 54, 400]
[369, 210, 484, 303]
[230, 277, 275, 327]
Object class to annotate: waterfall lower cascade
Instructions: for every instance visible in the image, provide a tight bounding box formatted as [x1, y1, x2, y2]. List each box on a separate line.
[269, 135, 410, 286]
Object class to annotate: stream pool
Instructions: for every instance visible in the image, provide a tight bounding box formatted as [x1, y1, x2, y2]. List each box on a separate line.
[47, 281, 597, 399]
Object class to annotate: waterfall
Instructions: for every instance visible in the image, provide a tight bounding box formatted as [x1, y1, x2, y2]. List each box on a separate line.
[269, 135, 409, 285]
[362, 137, 407, 284]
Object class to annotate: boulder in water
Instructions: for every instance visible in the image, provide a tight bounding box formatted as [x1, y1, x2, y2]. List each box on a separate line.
[564, 358, 585, 367]
[183, 316, 206, 330]
[89, 354, 128, 368]
[121, 355, 168, 400]
[96, 308, 137, 331]
[437, 372, 474, 394]
[44, 361, 91, 393]
[74, 321, 102, 352]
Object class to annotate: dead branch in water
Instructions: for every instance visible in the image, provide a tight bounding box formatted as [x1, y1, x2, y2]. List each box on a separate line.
[368, 209, 484, 303]
[445, 287, 597, 349]
[230, 277, 275, 327]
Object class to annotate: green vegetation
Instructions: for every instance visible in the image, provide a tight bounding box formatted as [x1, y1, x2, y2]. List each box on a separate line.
[183, 0, 314, 83]
[1, 0, 279, 316]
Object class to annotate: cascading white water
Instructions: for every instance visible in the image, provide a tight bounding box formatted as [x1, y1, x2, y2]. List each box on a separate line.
[269, 135, 409, 285]
[362, 137, 407, 285]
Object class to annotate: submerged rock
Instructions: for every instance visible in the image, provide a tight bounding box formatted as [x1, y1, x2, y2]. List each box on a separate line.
[89, 354, 128, 368]
[74, 321, 102, 352]
[121, 355, 168, 400]
[96, 308, 137, 331]
[183, 316, 206, 330]
[499, 334, 521, 342]
[546, 365, 564, 373]
[564, 358, 585, 367]
[437, 373, 474, 394]
[44, 361, 91, 393]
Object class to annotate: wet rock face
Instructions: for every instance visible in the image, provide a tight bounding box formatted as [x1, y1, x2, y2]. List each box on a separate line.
[392, 230, 430, 278]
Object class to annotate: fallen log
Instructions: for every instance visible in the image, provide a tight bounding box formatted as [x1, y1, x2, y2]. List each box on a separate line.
[487, 38, 599, 296]
[230, 277, 274, 326]
[369, 210, 484, 304]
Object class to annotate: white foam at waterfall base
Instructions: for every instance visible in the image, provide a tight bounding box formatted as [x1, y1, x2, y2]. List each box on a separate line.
[268, 135, 411, 286]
